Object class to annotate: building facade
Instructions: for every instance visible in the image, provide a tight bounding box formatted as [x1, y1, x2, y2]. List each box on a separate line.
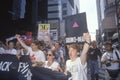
[96, 0, 119, 42]
[47, 0, 80, 40]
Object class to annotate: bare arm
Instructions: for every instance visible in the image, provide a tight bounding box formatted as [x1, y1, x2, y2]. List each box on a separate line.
[80, 33, 91, 65]
[112, 60, 120, 63]
[15, 34, 28, 51]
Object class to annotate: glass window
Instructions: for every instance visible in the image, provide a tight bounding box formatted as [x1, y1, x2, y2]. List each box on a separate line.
[62, 3, 67, 8]
[62, 10, 67, 15]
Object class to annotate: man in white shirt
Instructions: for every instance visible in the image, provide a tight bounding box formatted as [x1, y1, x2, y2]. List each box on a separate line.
[5, 41, 17, 55]
[101, 41, 120, 80]
[15, 35, 46, 67]
[65, 33, 91, 80]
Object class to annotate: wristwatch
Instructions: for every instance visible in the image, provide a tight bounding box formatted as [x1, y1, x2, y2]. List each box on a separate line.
[85, 41, 90, 45]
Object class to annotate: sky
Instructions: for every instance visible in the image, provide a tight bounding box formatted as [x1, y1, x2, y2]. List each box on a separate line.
[79, 0, 98, 41]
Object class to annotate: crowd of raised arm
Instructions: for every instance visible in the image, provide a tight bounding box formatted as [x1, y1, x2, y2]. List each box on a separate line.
[0, 32, 120, 80]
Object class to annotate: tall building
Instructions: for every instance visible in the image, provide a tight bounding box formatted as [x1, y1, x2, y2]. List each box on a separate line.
[0, 0, 48, 40]
[60, 0, 80, 38]
[0, 0, 79, 41]
[47, 0, 80, 40]
[47, 0, 62, 40]
[61, 0, 80, 19]
[96, 0, 105, 42]
[96, 0, 119, 42]
[32, 0, 48, 36]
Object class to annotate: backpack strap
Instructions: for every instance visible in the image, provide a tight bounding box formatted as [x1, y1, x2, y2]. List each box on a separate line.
[115, 51, 120, 70]
[115, 51, 120, 60]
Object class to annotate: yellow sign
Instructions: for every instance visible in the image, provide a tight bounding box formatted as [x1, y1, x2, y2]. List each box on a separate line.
[39, 24, 49, 30]
[38, 24, 50, 41]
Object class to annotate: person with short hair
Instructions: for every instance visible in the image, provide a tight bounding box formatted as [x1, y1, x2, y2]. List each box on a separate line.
[88, 41, 102, 80]
[5, 41, 17, 55]
[101, 41, 120, 80]
[43, 50, 62, 72]
[52, 41, 65, 70]
[65, 33, 91, 80]
[15, 34, 46, 67]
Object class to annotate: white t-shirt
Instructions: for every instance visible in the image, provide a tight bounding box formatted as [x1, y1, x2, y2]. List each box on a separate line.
[5, 49, 17, 55]
[66, 57, 87, 80]
[28, 47, 46, 62]
[101, 50, 120, 70]
[44, 61, 59, 70]
[20, 49, 29, 55]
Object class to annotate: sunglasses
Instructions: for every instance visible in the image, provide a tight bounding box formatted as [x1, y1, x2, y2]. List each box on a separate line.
[46, 54, 52, 56]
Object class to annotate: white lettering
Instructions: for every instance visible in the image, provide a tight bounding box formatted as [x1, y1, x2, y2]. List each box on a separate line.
[77, 36, 85, 42]
[66, 36, 84, 43]
[0, 61, 12, 71]
[18, 62, 32, 80]
[18, 62, 23, 72]
[18, 62, 29, 73]
[24, 69, 32, 80]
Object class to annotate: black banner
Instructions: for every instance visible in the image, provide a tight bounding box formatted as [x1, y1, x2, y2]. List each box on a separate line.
[0, 54, 19, 80]
[0, 54, 69, 80]
[0, 54, 32, 80]
[18, 55, 32, 80]
[32, 67, 68, 80]
[65, 12, 88, 44]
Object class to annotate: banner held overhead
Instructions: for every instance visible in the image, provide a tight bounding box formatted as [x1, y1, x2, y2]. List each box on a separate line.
[65, 12, 88, 44]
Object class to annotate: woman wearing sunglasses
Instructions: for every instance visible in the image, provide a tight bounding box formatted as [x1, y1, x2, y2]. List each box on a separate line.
[43, 50, 63, 72]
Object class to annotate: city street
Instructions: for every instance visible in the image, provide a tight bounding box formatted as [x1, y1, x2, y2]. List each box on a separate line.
[0, 0, 120, 80]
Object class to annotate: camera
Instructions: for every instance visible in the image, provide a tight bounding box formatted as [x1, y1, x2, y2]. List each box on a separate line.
[106, 59, 111, 67]
[106, 62, 111, 67]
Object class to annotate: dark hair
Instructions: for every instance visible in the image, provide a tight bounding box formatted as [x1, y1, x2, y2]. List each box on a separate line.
[47, 49, 56, 56]
[104, 41, 112, 46]
[8, 41, 15, 46]
[56, 41, 61, 46]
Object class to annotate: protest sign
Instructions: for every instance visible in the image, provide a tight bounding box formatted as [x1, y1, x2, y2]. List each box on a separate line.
[37, 24, 50, 41]
[65, 12, 88, 44]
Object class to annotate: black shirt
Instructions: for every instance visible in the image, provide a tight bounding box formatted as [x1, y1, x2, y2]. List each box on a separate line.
[88, 48, 102, 61]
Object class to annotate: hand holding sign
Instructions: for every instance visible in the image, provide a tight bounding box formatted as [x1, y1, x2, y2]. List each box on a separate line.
[15, 34, 21, 39]
[83, 33, 91, 44]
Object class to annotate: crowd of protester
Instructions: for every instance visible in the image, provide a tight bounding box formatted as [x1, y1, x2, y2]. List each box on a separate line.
[0, 33, 120, 80]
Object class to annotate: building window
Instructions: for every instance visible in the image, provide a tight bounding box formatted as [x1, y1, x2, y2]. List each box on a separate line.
[48, 4, 59, 7]
[62, 3, 67, 8]
[62, 10, 67, 15]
